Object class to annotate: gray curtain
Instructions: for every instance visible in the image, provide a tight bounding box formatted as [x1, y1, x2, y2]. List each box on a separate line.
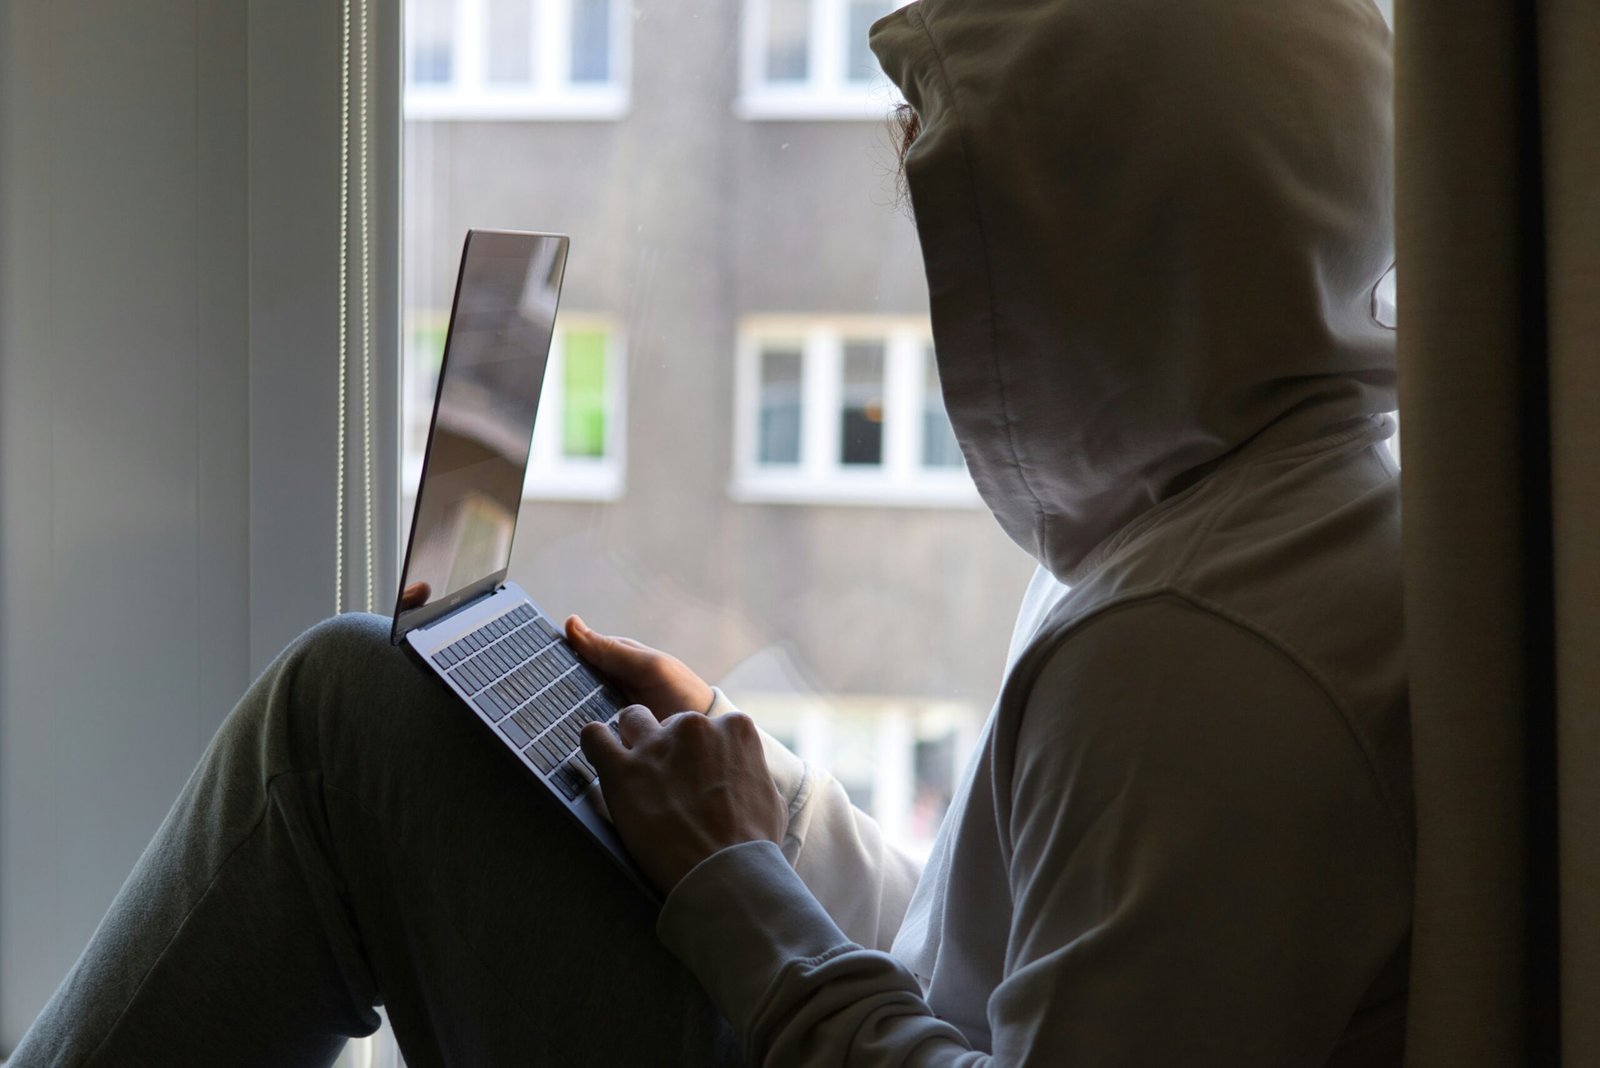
[1395, 0, 1599, 1063]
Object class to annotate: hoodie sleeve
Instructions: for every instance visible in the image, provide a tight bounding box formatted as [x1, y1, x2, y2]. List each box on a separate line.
[705, 688, 923, 952]
[659, 601, 1411, 1066]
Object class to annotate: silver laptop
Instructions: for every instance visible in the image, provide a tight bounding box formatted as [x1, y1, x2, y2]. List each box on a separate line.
[390, 229, 649, 898]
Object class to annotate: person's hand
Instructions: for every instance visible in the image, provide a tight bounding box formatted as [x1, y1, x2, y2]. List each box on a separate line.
[399, 582, 431, 611]
[580, 705, 786, 895]
[565, 616, 714, 720]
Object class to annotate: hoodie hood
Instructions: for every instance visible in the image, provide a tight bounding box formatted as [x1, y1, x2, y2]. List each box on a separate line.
[871, 0, 1396, 582]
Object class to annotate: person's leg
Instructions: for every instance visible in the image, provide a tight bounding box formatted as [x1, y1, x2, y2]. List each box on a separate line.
[10, 614, 739, 1068]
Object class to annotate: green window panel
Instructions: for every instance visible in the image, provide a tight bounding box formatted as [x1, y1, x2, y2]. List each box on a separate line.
[562, 330, 609, 459]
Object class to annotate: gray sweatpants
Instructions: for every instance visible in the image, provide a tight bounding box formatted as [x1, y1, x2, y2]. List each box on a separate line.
[9, 614, 741, 1067]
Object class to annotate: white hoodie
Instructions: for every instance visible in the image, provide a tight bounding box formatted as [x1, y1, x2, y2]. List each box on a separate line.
[657, 0, 1412, 1063]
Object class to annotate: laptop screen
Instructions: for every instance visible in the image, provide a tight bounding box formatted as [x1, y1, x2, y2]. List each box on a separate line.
[394, 230, 569, 639]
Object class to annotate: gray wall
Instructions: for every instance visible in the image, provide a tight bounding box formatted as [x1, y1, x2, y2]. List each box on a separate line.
[0, 0, 397, 1048]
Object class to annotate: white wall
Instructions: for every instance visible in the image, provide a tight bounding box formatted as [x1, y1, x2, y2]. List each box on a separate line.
[0, 0, 398, 1050]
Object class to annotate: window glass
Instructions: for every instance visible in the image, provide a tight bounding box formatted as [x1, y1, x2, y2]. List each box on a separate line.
[765, 0, 812, 82]
[922, 344, 964, 468]
[410, 0, 456, 84]
[561, 329, 609, 459]
[758, 345, 804, 465]
[831, 718, 877, 813]
[846, 0, 891, 84]
[840, 340, 886, 466]
[486, 0, 535, 85]
[570, 0, 612, 82]
[911, 723, 958, 839]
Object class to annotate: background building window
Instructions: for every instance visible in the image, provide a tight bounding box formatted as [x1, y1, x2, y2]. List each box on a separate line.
[720, 687, 984, 862]
[733, 318, 980, 505]
[839, 340, 886, 466]
[739, 0, 907, 119]
[758, 344, 805, 465]
[404, 316, 625, 501]
[845, 0, 887, 83]
[764, 0, 812, 82]
[485, 0, 535, 84]
[922, 343, 964, 468]
[404, 0, 629, 119]
[570, 0, 614, 82]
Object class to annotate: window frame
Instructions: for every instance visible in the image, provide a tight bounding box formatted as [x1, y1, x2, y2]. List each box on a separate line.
[735, 0, 908, 120]
[731, 315, 979, 506]
[523, 316, 627, 501]
[404, 0, 631, 121]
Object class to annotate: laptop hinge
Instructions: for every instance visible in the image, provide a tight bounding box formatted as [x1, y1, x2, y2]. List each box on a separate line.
[417, 585, 506, 635]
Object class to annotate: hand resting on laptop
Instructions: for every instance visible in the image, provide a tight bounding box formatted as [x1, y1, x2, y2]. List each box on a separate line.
[564, 615, 715, 721]
[560, 615, 779, 895]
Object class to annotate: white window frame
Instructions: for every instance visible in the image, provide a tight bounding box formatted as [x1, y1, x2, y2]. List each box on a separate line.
[735, 0, 911, 120]
[523, 317, 627, 501]
[404, 0, 630, 120]
[732, 315, 979, 506]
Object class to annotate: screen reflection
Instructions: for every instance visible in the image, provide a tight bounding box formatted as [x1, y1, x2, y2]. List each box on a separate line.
[400, 231, 568, 612]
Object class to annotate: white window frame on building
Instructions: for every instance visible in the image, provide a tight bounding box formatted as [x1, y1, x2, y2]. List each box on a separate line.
[734, 692, 985, 861]
[403, 314, 626, 502]
[405, 0, 630, 120]
[732, 315, 979, 506]
[523, 316, 627, 501]
[736, 0, 912, 119]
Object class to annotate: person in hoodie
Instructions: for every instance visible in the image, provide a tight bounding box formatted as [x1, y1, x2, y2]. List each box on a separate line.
[9, 0, 1409, 1064]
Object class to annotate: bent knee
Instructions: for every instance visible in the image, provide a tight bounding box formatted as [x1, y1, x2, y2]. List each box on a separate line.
[296, 612, 395, 662]
[214, 612, 459, 774]
[286, 613, 430, 718]
[287, 612, 461, 738]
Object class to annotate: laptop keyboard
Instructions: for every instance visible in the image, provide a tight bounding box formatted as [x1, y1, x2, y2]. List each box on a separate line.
[430, 604, 623, 801]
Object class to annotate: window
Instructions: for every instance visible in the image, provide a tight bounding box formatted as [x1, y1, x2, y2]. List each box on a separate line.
[405, 0, 629, 119]
[734, 318, 977, 505]
[525, 322, 626, 499]
[403, 316, 625, 500]
[722, 690, 984, 861]
[738, 0, 909, 118]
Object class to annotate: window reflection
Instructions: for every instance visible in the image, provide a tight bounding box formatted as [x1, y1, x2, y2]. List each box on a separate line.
[409, 0, 456, 84]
